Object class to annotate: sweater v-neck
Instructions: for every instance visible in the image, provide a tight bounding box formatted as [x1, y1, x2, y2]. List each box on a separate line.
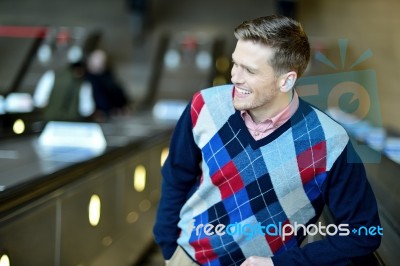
[230, 99, 308, 150]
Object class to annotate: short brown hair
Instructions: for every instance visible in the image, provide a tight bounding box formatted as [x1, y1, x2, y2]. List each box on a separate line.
[234, 15, 310, 77]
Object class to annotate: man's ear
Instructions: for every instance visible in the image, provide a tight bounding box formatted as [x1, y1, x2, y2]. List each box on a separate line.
[279, 71, 297, 92]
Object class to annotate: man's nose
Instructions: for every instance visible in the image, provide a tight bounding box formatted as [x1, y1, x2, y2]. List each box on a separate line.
[231, 67, 243, 84]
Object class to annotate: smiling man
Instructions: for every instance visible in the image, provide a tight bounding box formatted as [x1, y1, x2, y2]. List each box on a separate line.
[154, 15, 381, 266]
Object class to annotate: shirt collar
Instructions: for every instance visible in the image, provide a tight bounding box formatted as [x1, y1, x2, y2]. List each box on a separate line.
[240, 90, 299, 131]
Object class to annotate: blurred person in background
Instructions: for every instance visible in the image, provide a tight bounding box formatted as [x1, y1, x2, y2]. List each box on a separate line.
[85, 49, 130, 122]
[36, 61, 95, 122]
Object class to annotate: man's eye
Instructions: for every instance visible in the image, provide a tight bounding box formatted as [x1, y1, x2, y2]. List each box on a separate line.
[246, 68, 254, 74]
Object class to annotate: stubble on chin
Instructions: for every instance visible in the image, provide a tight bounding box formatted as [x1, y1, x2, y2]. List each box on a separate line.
[233, 97, 247, 111]
[233, 94, 260, 112]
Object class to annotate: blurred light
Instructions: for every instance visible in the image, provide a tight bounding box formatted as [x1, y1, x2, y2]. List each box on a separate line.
[152, 100, 187, 121]
[37, 44, 52, 64]
[133, 165, 146, 192]
[56, 28, 70, 46]
[126, 211, 139, 224]
[13, 119, 25, 134]
[0, 95, 5, 114]
[216, 56, 230, 73]
[160, 147, 169, 166]
[38, 121, 107, 155]
[196, 51, 212, 70]
[88, 194, 101, 226]
[102, 236, 113, 247]
[0, 254, 10, 266]
[33, 70, 55, 108]
[164, 49, 180, 69]
[139, 199, 151, 212]
[181, 35, 197, 51]
[0, 25, 47, 38]
[5, 93, 34, 113]
[213, 75, 228, 86]
[67, 45, 83, 63]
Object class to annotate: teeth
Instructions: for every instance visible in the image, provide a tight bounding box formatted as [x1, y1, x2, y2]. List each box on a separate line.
[236, 87, 251, 95]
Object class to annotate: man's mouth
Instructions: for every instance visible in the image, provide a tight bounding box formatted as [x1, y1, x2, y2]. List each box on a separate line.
[235, 87, 251, 95]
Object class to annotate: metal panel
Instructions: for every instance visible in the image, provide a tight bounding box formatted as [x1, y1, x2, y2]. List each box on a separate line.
[0, 201, 57, 265]
[59, 166, 119, 266]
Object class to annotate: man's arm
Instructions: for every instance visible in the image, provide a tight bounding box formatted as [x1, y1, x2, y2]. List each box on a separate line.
[271, 142, 381, 265]
[153, 103, 202, 260]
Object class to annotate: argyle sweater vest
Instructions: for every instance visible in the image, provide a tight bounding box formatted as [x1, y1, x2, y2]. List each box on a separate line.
[154, 85, 381, 266]
[154, 84, 381, 266]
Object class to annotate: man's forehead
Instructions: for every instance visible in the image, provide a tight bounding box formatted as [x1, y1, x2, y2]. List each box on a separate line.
[232, 40, 274, 65]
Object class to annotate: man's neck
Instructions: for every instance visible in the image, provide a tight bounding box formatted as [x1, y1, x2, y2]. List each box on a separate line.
[248, 90, 294, 123]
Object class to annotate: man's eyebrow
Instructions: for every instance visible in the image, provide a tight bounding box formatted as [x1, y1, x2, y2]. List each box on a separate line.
[232, 54, 256, 70]
[232, 56, 257, 72]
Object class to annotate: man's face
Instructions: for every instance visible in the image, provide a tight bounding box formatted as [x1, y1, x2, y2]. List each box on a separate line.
[231, 39, 285, 120]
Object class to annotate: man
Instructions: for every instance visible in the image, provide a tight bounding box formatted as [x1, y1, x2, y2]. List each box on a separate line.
[85, 49, 129, 121]
[36, 61, 95, 122]
[154, 15, 381, 265]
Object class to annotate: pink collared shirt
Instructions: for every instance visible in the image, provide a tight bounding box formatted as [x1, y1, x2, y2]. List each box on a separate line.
[241, 91, 299, 140]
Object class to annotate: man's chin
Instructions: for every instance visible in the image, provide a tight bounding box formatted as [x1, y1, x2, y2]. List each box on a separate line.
[233, 103, 248, 111]
[233, 98, 249, 110]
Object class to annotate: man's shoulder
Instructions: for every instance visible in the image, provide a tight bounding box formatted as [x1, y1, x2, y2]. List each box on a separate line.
[190, 85, 236, 139]
[299, 100, 351, 168]
[193, 84, 233, 101]
[191, 84, 234, 111]
[299, 99, 349, 139]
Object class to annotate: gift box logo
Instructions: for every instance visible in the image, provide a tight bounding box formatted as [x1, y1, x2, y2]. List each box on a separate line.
[296, 39, 382, 163]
